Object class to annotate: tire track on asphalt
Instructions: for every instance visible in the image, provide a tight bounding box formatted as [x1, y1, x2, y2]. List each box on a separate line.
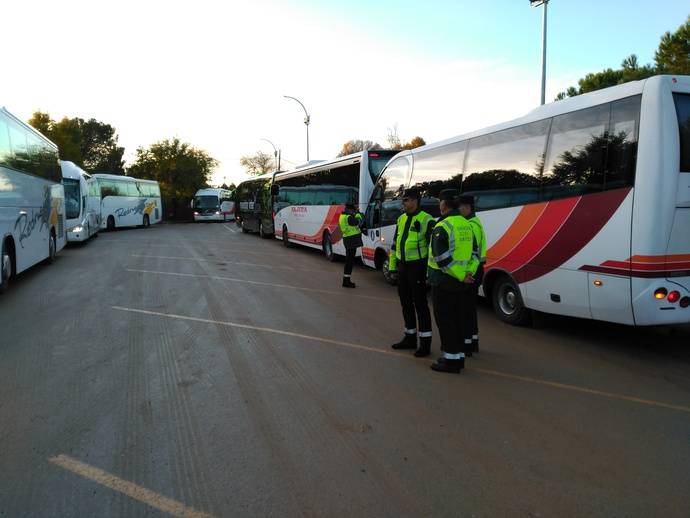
[188, 230, 427, 516]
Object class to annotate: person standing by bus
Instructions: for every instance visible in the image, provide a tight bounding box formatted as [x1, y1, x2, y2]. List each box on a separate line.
[388, 188, 435, 357]
[339, 202, 363, 288]
[427, 189, 478, 374]
[460, 195, 486, 356]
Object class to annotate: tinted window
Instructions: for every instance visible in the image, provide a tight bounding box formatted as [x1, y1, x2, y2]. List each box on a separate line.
[126, 182, 140, 197]
[606, 95, 640, 189]
[673, 93, 690, 172]
[374, 155, 411, 226]
[63, 178, 81, 219]
[0, 114, 9, 164]
[408, 142, 466, 217]
[276, 163, 360, 208]
[464, 120, 548, 210]
[542, 104, 609, 200]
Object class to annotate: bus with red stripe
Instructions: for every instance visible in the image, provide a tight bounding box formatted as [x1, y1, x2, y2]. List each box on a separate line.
[272, 150, 396, 260]
[361, 75, 690, 326]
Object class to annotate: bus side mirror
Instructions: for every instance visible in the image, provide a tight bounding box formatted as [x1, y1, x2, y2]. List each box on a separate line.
[271, 184, 279, 196]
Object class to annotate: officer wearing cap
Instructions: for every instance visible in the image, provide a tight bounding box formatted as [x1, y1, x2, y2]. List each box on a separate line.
[427, 189, 478, 373]
[339, 201, 363, 288]
[459, 194, 486, 355]
[389, 188, 435, 357]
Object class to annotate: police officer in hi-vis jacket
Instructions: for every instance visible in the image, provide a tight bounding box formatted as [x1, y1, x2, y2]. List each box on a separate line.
[427, 189, 479, 374]
[459, 195, 486, 355]
[338, 202, 363, 288]
[388, 188, 436, 357]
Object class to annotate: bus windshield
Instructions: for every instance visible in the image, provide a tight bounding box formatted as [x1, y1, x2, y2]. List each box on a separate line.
[194, 195, 220, 210]
[368, 156, 391, 182]
[63, 178, 81, 220]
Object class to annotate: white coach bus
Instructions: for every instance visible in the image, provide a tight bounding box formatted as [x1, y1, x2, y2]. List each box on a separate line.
[272, 150, 396, 260]
[361, 75, 690, 326]
[61, 161, 100, 242]
[1, 107, 66, 292]
[93, 174, 161, 230]
[192, 187, 234, 222]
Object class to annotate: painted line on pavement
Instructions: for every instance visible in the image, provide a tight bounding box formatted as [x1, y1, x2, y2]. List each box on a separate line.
[222, 224, 238, 233]
[49, 454, 212, 518]
[130, 254, 321, 272]
[473, 367, 690, 414]
[112, 306, 409, 358]
[113, 305, 690, 415]
[125, 268, 393, 302]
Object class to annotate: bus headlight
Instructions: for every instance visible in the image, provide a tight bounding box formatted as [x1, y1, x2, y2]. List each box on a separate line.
[70, 226, 83, 233]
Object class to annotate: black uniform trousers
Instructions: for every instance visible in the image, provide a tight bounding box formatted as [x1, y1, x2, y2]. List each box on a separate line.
[468, 264, 484, 339]
[344, 248, 357, 276]
[433, 285, 471, 355]
[396, 259, 432, 333]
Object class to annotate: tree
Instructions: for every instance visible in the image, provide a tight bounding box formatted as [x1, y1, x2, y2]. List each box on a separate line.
[655, 16, 690, 75]
[387, 124, 401, 149]
[27, 112, 125, 173]
[239, 151, 275, 175]
[127, 138, 217, 199]
[337, 139, 381, 157]
[399, 136, 426, 150]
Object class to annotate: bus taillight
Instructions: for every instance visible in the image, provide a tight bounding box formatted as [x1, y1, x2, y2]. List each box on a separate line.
[680, 297, 690, 308]
[654, 288, 667, 299]
[667, 291, 681, 303]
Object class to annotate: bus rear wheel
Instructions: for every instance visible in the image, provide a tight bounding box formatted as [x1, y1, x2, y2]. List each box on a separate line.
[107, 216, 115, 231]
[322, 231, 336, 261]
[46, 231, 56, 264]
[143, 214, 150, 228]
[491, 275, 530, 326]
[0, 239, 13, 294]
[259, 221, 268, 239]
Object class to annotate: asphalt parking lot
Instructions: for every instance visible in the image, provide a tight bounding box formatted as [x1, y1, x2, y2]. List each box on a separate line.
[1, 222, 689, 517]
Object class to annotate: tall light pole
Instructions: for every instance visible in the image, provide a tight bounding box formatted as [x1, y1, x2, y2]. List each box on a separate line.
[283, 95, 310, 162]
[530, 0, 549, 105]
[260, 138, 281, 172]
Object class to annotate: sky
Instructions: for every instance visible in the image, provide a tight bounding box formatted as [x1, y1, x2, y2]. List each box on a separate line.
[1, 0, 687, 186]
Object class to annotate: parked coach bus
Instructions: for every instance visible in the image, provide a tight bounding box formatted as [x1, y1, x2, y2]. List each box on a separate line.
[192, 188, 234, 222]
[361, 75, 690, 326]
[273, 150, 396, 260]
[1, 106, 66, 293]
[235, 172, 276, 238]
[93, 174, 161, 230]
[61, 161, 100, 242]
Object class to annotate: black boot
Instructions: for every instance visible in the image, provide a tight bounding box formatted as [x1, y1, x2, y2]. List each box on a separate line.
[430, 357, 464, 373]
[463, 339, 473, 358]
[391, 333, 417, 350]
[471, 335, 479, 353]
[342, 277, 356, 288]
[414, 336, 431, 357]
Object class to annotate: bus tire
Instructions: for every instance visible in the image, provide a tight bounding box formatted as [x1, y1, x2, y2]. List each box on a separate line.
[259, 221, 267, 239]
[382, 256, 397, 285]
[282, 225, 291, 247]
[143, 214, 150, 228]
[491, 275, 531, 326]
[322, 231, 336, 261]
[107, 216, 115, 231]
[0, 238, 13, 294]
[46, 230, 56, 264]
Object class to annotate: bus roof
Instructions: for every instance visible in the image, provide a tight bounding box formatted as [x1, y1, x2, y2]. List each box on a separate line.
[1, 106, 58, 150]
[195, 188, 231, 196]
[394, 75, 683, 160]
[60, 160, 88, 180]
[93, 173, 158, 184]
[275, 149, 397, 181]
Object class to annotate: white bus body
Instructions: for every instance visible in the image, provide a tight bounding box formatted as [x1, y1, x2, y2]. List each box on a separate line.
[273, 150, 396, 260]
[93, 174, 162, 230]
[362, 75, 690, 326]
[61, 161, 100, 242]
[192, 188, 234, 222]
[1, 106, 66, 291]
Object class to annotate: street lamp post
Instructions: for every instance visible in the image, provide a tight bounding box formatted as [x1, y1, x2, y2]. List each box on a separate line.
[260, 138, 281, 172]
[283, 95, 310, 162]
[530, 0, 549, 105]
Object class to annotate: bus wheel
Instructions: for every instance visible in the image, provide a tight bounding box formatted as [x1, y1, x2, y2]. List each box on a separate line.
[46, 231, 56, 264]
[491, 275, 530, 326]
[143, 215, 150, 228]
[107, 216, 115, 231]
[382, 256, 397, 285]
[259, 222, 267, 239]
[282, 225, 291, 247]
[322, 231, 336, 261]
[0, 239, 13, 294]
